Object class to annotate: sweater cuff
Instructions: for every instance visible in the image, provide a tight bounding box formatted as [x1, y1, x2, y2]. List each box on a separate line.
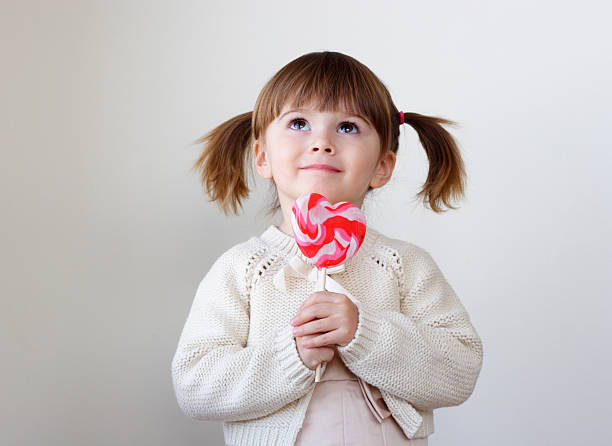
[336, 304, 380, 364]
[274, 324, 316, 389]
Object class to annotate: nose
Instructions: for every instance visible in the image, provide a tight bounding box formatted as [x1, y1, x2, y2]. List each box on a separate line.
[310, 126, 336, 154]
[311, 146, 335, 154]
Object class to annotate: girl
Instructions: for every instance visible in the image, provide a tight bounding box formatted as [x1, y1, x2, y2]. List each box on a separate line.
[171, 51, 483, 446]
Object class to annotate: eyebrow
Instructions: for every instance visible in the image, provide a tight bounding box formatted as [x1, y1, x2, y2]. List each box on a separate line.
[278, 109, 369, 124]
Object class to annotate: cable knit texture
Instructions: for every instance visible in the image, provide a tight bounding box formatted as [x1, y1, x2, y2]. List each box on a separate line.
[171, 225, 483, 446]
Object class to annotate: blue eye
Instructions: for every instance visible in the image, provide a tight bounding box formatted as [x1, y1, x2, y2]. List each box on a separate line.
[289, 118, 310, 131]
[288, 118, 360, 134]
[339, 121, 359, 134]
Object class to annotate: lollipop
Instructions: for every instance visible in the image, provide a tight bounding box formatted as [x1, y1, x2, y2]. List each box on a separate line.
[291, 192, 366, 382]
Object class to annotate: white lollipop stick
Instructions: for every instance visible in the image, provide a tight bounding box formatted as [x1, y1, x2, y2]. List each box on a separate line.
[315, 266, 327, 382]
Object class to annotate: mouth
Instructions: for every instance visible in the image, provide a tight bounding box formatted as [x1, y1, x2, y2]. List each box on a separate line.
[301, 164, 342, 173]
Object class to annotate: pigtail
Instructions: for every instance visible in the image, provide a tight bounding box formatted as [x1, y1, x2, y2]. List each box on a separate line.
[401, 112, 467, 213]
[191, 112, 254, 215]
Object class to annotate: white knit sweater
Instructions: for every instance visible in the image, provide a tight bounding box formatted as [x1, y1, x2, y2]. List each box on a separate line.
[171, 224, 483, 446]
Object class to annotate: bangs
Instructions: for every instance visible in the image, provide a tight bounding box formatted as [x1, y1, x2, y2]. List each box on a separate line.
[252, 52, 393, 151]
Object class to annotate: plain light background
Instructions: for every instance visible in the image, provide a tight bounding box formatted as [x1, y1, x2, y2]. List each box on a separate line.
[2, 1, 611, 445]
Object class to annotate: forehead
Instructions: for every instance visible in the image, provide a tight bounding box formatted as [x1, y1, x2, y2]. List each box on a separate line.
[280, 94, 356, 113]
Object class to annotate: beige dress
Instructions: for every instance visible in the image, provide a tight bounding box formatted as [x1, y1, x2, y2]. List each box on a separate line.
[294, 353, 429, 445]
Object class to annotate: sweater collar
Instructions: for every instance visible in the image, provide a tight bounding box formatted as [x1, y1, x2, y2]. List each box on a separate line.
[259, 223, 379, 268]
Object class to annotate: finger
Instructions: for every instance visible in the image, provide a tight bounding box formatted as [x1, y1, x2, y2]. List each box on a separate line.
[298, 291, 340, 312]
[292, 292, 342, 326]
[297, 292, 321, 313]
[323, 347, 336, 362]
[302, 329, 340, 348]
[296, 334, 320, 349]
[310, 347, 335, 369]
[296, 293, 318, 315]
[292, 317, 335, 337]
[316, 347, 335, 365]
[292, 303, 334, 327]
[297, 333, 316, 344]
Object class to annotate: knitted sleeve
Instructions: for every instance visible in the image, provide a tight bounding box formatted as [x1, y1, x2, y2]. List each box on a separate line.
[171, 243, 316, 422]
[336, 243, 484, 411]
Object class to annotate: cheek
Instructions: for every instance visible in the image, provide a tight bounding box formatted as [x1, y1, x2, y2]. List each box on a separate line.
[274, 138, 300, 162]
[267, 152, 297, 179]
[352, 150, 379, 176]
[271, 150, 294, 170]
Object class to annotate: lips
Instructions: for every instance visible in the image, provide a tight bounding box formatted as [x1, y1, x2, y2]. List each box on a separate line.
[301, 164, 341, 172]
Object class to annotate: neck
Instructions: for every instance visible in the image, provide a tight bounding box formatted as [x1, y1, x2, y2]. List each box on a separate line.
[277, 194, 295, 236]
[278, 219, 293, 236]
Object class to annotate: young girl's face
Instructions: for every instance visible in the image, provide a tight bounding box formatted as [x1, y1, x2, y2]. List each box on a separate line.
[253, 101, 396, 227]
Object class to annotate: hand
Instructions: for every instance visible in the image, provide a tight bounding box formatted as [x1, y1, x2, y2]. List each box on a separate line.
[290, 291, 359, 349]
[294, 335, 336, 371]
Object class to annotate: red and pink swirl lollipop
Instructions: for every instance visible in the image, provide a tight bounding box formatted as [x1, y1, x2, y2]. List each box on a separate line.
[291, 192, 367, 381]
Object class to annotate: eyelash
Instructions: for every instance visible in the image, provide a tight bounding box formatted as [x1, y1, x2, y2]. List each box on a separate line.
[289, 117, 360, 134]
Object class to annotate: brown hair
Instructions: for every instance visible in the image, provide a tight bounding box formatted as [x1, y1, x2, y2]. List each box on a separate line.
[192, 51, 466, 216]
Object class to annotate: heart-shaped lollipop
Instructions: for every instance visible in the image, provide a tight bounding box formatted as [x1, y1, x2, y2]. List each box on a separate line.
[291, 193, 366, 269]
[290, 192, 367, 382]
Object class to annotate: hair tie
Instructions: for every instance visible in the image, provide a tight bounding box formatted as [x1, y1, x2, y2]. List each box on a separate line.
[399, 111, 404, 125]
